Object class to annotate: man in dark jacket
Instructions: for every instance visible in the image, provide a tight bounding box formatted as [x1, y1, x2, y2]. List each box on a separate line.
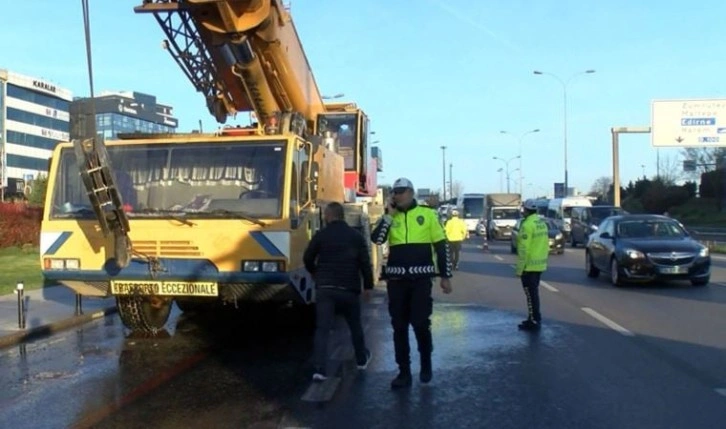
[303, 202, 374, 381]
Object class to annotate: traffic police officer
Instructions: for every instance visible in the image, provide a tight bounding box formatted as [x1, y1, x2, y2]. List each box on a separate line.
[515, 199, 550, 331]
[444, 209, 468, 270]
[371, 177, 453, 389]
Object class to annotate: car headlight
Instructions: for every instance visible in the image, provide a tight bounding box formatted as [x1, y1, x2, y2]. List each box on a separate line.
[624, 249, 645, 259]
[699, 247, 709, 257]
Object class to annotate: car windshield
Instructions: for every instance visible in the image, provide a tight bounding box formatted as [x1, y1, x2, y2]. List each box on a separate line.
[51, 140, 287, 219]
[616, 219, 687, 239]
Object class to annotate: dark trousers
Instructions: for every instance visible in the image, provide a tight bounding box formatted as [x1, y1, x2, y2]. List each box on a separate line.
[313, 288, 366, 371]
[449, 241, 462, 268]
[521, 271, 542, 322]
[387, 278, 433, 370]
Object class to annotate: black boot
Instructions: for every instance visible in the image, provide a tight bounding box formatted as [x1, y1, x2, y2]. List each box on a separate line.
[420, 355, 432, 383]
[391, 367, 412, 389]
[518, 319, 541, 331]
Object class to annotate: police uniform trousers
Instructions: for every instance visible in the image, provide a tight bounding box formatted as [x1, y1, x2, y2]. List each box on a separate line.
[521, 271, 542, 322]
[386, 277, 433, 369]
[449, 240, 463, 268]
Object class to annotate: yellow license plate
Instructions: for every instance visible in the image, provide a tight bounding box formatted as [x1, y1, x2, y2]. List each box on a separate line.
[110, 281, 219, 297]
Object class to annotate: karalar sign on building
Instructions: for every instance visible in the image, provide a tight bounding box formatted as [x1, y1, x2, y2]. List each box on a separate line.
[651, 99, 726, 147]
[32, 80, 57, 93]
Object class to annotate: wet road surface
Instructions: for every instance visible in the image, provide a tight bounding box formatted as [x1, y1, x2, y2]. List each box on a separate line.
[1, 240, 725, 428]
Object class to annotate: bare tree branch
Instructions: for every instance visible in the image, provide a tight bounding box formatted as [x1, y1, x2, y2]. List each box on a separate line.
[590, 176, 612, 201]
[451, 181, 464, 198]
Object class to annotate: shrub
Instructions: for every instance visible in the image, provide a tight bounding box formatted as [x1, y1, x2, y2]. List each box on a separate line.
[0, 203, 42, 248]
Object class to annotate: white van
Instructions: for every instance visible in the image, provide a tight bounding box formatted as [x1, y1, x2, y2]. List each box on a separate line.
[547, 197, 593, 240]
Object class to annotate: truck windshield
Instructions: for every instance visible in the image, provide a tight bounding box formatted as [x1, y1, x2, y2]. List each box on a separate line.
[492, 208, 520, 220]
[462, 198, 485, 219]
[51, 141, 287, 219]
[317, 113, 357, 170]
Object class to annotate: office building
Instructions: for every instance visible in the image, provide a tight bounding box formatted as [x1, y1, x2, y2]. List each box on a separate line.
[0, 69, 72, 193]
[70, 91, 178, 141]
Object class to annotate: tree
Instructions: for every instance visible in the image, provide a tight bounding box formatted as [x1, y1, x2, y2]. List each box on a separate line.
[656, 154, 686, 185]
[450, 181, 464, 199]
[590, 176, 612, 201]
[424, 189, 441, 207]
[27, 174, 48, 206]
[680, 147, 726, 179]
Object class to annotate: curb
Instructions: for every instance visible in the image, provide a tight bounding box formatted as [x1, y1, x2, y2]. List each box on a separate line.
[0, 306, 118, 350]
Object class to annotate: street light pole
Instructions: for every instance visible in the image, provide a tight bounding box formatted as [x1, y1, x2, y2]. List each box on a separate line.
[440, 145, 447, 202]
[449, 163, 453, 199]
[493, 155, 520, 194]
[0, 74, 6, 202]
[497, 168, 503, 192]
[533, 69, 595, 196]
[500, 129, 540, 195]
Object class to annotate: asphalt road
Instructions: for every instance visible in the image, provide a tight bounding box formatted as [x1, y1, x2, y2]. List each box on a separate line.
[1, 240, 725, 428]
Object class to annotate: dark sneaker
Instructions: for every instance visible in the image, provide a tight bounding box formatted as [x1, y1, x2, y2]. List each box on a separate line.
[390, 370, 412, 389]
[518, 319, 541, 331]
[312, 368, 327, 382]
[357, 349, 372, 370]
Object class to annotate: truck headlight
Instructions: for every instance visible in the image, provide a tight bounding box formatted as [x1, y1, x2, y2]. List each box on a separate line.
[243, 261, 260, 272]
[242, 260, 284, 272]
[261, 261, 279, 272]
[43, 258, 81, 270]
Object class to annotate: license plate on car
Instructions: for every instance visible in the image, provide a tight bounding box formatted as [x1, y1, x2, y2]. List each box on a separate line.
[110, 280, 219, 296]
[658, 266, 687, 274]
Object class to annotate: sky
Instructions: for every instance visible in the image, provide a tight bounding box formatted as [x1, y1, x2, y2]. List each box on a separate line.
[2, 0, 725, 198]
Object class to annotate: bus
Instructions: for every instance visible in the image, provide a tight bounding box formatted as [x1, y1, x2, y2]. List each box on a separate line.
[457, 193, 486, 233]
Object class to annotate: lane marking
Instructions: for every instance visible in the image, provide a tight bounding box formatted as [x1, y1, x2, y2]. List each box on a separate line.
[540, 281, 559, 292]
[494, 255, 504, 261]
[581, 307, 635, 337]
[715, 388, 726, 397]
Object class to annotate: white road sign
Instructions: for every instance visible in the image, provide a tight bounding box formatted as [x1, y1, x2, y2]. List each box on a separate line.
[651, 99, 726, 147]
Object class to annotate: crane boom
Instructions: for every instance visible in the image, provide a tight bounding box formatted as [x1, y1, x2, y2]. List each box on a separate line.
[135, 0, 326, 130]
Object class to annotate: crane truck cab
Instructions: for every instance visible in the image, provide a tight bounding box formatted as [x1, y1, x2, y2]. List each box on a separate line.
[41, 0, 384, 334]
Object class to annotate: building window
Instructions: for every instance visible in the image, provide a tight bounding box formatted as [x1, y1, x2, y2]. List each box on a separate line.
[6, 154, 49, 171]
[7, 107, 69, 131]
[7, 84, 69, 111]
[6, 131, 60, 151]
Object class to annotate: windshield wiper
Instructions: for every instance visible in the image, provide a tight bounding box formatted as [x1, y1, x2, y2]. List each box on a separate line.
[202, 209, 267, 227]
[132, 208, 196, 226]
